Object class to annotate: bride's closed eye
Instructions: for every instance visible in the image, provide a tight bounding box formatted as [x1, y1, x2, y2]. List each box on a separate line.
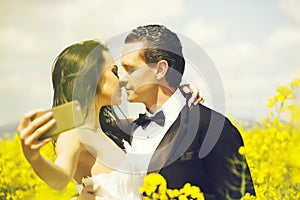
[111, 65, 119, 78]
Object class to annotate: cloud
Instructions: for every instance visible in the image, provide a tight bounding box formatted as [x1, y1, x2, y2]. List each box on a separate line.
[0, 0, 186, 56]
[209, 41, 262, 72]
[187, 16, 300, 119]
[278, 0, 300, 23]
[266, 27, 300, 54]
[0, 26, 44, 59]
[0, 0, 299, 124]
[183, 18, 227, 46]
[0, 0, 186, 124]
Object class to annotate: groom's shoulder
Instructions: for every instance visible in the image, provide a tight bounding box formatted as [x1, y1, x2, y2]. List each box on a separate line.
[190, 104, 236, 129]
[194, 104, 227, 120]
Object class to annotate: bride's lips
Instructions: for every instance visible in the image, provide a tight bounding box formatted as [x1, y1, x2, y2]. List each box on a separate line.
[117, 89, 122, 96]
[114, 88, 122, 97]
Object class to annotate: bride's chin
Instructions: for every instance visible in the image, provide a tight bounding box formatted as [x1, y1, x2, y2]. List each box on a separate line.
[111, 98, 122, 106]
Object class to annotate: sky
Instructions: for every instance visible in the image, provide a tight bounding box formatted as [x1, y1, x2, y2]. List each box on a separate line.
[0, 0, 300, 128]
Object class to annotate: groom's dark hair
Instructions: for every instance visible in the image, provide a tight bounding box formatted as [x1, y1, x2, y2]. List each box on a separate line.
[124, 25, 185, 88]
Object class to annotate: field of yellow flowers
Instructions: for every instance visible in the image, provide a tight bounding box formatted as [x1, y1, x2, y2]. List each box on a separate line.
[0, 135, 77, 200]
[0, 79, 299, 200]
[238, 79, 300, 200]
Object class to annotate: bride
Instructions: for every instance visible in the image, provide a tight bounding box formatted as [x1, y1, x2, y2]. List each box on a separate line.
[17, 39, 141, 199]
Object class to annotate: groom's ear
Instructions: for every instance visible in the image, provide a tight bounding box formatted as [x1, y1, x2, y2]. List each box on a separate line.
[155, 60, 168, 80]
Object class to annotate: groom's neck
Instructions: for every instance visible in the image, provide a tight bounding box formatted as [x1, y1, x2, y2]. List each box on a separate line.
[144, 85, 175, 114]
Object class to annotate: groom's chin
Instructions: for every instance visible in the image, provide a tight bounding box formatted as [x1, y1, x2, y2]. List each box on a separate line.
[126, 95, 138, 103]
[126, 91, 135, 102]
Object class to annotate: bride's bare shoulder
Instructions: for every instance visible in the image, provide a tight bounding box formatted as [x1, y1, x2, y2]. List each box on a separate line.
[55, 129, 84, 154]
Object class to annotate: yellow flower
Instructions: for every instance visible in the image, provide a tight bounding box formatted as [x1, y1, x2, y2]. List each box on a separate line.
[267, 97, 276, 108]
[178, 195, 188, 200]
[166, 189, 180, 198]
[239, 146, 246, 155]
[140, 174, 204, 199]
[291, 79, 300, 88]
[0, 134, 76, 199]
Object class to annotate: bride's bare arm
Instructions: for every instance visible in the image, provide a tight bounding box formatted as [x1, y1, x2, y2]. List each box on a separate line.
[18, 110, 82, 190]
[53, 129, 82, 189]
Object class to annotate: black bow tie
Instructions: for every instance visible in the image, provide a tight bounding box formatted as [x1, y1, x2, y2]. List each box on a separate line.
[136, 110, 165, 129]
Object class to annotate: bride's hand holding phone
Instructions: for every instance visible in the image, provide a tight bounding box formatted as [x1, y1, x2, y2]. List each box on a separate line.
[18, 110, 55, 163]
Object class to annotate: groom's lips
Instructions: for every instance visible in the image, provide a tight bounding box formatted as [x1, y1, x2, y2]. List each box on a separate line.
[125, 89, 134, 96]
[125, 88, 133, 92]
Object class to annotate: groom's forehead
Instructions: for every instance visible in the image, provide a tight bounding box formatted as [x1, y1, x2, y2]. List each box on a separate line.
[120, 42, 146, 66]
[122, 42, 144, 55]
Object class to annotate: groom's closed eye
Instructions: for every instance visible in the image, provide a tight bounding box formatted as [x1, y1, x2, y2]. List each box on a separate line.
[122, 64, 136, 74]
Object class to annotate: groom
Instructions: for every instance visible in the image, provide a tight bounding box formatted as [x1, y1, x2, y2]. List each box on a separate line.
[122, 24, 256, 199]
[82, 25, 256, 199]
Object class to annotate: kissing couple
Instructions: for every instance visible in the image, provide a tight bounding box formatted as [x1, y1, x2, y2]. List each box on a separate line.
[18, 25, 255, 199]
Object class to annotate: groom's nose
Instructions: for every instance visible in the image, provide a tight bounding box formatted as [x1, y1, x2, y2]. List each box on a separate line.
[119, 70, 128, 88]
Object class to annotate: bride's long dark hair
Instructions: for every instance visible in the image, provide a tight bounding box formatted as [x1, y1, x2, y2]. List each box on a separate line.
[51, 40, 107, 118]
[50, 40, 128, 148]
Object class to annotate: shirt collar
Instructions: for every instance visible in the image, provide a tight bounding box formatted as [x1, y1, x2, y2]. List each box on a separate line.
[146, 88, 186, 123]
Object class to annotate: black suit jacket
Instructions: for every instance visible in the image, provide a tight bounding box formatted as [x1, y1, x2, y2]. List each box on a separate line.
[147, 104, 255, 199]
[100, 105, 255, 199]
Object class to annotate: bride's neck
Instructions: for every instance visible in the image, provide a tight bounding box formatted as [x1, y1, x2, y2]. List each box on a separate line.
[84, 105, 99, 129]
[85, 99, 105, 129]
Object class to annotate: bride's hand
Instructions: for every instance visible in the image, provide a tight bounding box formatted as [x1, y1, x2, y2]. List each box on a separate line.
[179, 84, 205, 107]
[17, 110, 55, 163]
[77, 184, 100, 200]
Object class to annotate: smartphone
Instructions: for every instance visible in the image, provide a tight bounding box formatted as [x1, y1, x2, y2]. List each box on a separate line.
[32, 100, 85, 140]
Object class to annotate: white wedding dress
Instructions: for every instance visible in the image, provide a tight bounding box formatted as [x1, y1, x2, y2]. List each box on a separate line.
[76, 171, 144, 200]
[75, 126, 145, 200]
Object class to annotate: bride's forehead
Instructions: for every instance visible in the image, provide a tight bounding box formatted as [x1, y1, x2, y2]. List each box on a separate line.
[102, 51, 117, 67]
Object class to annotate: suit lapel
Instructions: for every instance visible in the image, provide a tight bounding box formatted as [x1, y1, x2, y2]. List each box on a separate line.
[147, 114, 181, 173]
[148, 104, 200, 173]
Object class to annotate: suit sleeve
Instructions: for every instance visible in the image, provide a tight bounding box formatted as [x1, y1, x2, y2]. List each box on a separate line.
[201, 117, 255, 199]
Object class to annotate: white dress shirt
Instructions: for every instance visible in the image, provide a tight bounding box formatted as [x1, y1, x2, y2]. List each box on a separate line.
[124, 89, 186, 172]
